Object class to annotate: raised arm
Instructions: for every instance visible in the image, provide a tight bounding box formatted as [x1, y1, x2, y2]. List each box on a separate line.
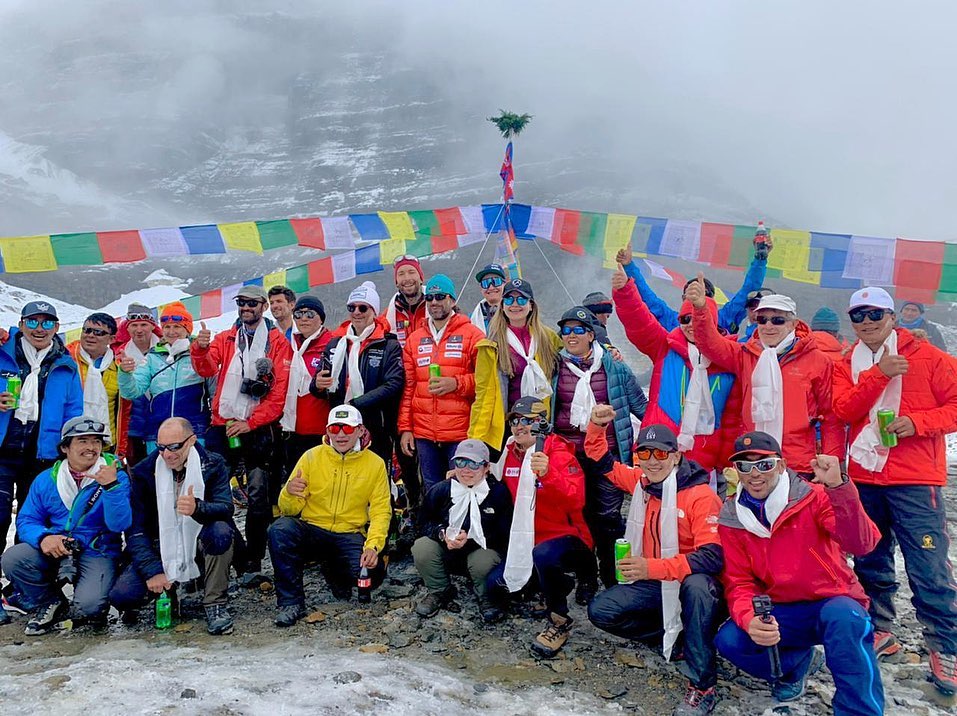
[717, 253, 768, 332]
[621, 259, 680, 331]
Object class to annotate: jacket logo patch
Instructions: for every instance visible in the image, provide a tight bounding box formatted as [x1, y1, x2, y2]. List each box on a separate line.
[482, 507, 495, 514]
[310, 357, 322, 369]
[505, 467, 520, 478]
[447, 335, 463, 344]
[418, 344, 433, 354]
[419, 337, 431, 345]
[416, 357, 431, 367]
[922, 534, 936, 550]
[444, 351, 462, 360]
[677, 508, 685, 518]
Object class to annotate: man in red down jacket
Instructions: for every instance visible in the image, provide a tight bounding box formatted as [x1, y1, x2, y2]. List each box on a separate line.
[191, 285, 293, 587]
[611, 267, 741, 474]
[832, 286, 957, 695]
[398, 274, 484, 495]
[715, 432, 883, 715]
[687, 273, 843, 474]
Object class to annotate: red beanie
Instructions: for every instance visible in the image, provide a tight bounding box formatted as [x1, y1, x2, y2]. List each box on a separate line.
[394, 256, 424, 283]
[160, 301, 194, 335]
[679, 298, 718, 322]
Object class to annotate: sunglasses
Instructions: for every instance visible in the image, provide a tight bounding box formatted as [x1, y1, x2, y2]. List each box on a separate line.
[503, 295, 530, 307]
[327, 423, 358, 435]
[161, 314, 188, 324]
[235, 298, 264, 308]
[346, 304, 370, 314]
[392, 254, 418, 265]
[745, 299, 762, 309]
[509, 415, 538, 426]
[424, 293, 450, 302]
[849, 307, 888, 324]
[293, 309, 320, 320]
[755, 315, 789, 326]
[588, 303, 613, 315]
[157, 438, 192, 453]
[678, 314, 693, 325]
[480, 276, 505, 289]
[127, 312, 154, 323]
[82, 326, 112, 337]
[747, 289, 772, 301]
[636, 447, 673, 461]
[733, 457, 781, 473]
[453, 457, 487, 470]
[23, 318, 57, 331]
[63, 418, 106, 438]
[560, 325, 589, 336]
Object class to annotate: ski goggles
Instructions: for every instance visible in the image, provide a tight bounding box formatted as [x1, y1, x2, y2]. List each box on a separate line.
[327, 423, 358, 435]
[746, 289, 773, 308]
[503, 295, 530, 307]
[392, 254, 418, 265]
[560, 324, 590, 336]
[480, 276, 505, 289]
[453, 457, 487, 470]
[849, 307, 889, 324]
[635, 447, 672, 461]
[62, 419, 107, 439]
[126, 312, 155, 323]
[161, 315, 189, 324]
[424, 293, 450, 302]
[755, 315, 789, 326]
[23, 318, 57, 331]
[733, 457, 781, 473]
[587, 303, 613, 315]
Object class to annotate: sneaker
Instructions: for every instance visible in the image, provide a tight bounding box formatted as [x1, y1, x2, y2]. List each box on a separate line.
[274, 604, 307, 628]
[415, 588, 453, 618]
[205, 604, 234, 635]
[930, 651, 957, 695]
[239, 572, 272, 589]
[478, 597, 505, 625]
[673, 684, 718, 715]
[2, 592, 29, 615]
[873, 630, 901, 659]
[575, 578, 598, 607]
[773, 646, 824, 702]
[24, 599, 68, 636]
[531, 612, 574, 658]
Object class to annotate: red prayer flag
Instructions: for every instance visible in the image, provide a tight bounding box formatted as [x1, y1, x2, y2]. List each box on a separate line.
[894, 238, 945, 305]
[307, 257, 334, 286]
[200, 290, 222, 319]
[290, 218, 325, 249]
[97, 231, 146, 263]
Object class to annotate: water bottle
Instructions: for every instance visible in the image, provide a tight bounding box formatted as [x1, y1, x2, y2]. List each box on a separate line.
[357, 567, 372, 604]
[753, 221, 770, 260]
[155, 590, 172, 629]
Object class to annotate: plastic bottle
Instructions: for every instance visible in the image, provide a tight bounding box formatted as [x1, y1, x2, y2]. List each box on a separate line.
[357, 567, 372, 604]
[156, 590, 172, 629]
[754, 221, 768, 245]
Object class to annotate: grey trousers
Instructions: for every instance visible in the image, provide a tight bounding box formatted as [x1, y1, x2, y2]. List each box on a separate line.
[412, 536, 501, 599]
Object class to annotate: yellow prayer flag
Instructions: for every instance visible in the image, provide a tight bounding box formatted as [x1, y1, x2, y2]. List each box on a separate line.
[379, 237, 408, 266]
[768, 229, 811, 273]
[219, 222, 263, 254]
[65, 327, 82, 344]
[713, 285, 730, 306]
[783, 269, 822, 285]
[379, 212, 416, 242]
[603, 214, 637, 253]
[0, 235, 57, 273]
[263, 270, 288, 292]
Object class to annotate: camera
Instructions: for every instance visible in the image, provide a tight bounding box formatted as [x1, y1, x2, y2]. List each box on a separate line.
[56, 538, 82, 586]
[240, 357, 275, 399]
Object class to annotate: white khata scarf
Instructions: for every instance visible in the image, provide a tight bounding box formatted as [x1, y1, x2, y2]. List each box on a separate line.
[328, 322, 375, 401]
[164, 338, 191, 365]
[79, 346, 115, 445]
[15, 340, 52, 424]
[384, 294, 407, 346]
[281, 328, 324, 432]
[155, 446, 204, 582]
[123, 334, 159, 366]
[56, 456, 106, 511]
[448, 478, 491, 549]
[469, 302, 491, 335]
[506, 328, 553, 400]
[219, 321, 269, 421]
[849, 330, 902, 472]
[623, 468, 682, 659]
[734, 471, 791, 539]
[427, 316, 449, 346]
[677, 344, 716, 452]
[564, 342, 605, 432]
[750, 331, 796, 445]
[496, 438, 538, 592]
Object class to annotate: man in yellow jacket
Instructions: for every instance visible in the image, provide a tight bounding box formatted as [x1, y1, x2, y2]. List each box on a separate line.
[267, 404, 392, 627]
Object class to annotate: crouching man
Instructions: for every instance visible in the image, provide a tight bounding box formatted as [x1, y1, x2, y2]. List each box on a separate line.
[413, 439, 513, 623]
[109, 417, 237, 635]
[585, 407, 724, 716]
[268, 405, 391, 627]
[714, 432, 884, 716]
[2, 416, 131, 635]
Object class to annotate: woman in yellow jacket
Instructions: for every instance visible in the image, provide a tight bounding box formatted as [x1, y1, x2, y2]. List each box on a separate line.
[267, 405, 392, 627]
[468, 278, 561, 452]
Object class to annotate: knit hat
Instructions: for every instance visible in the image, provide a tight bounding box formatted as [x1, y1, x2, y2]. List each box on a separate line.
[900, 301, 925, 314]
[126, 303, 157, 326]
[810, 307, 841, 332]
[679, 298, 718, 322]
[347, 281, 381, 314]
[294, 294, 326, 323]
[393, 256, 424, 283]
[425, 274, 457, 300]
[160, 301, 194, 335]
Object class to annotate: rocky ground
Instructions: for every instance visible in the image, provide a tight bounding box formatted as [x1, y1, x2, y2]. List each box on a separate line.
[3, 468, 957, 715]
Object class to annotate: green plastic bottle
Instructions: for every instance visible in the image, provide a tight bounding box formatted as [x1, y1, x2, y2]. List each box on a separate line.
[155, 590, 172, 629]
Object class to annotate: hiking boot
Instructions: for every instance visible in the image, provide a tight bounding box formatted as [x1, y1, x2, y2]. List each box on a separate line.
[205, 604, 234, 635]
[873, 630, 901, 659]
[673, 684, 717, 715]
[24, 599, 68, 636]
[415, 588, 454, 618]
[773, 646, 824, 702]
[528, 595, 549, 619]
[239, 572, 272, 589]
[531, 612, 573, 658]
[274, 604, 307, 628]
[930, 651, 957, 695]
[478, 597, 505, 625]
[120, 609, 139, 626]
[575, 578, 598, 607]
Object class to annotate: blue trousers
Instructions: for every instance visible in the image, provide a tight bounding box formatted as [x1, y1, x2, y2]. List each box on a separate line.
[415, 439, 460, 495]
[715, 597, 884, 716]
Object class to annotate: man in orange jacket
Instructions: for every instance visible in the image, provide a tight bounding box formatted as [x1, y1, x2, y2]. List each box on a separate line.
[191, 285, 292, 587]
[398, 274, 484, 495]
[832, 286, 957, 694]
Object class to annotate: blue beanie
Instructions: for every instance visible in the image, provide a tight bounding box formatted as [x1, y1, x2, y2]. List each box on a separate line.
[425, 274, 457, 300]
[811, 306, 841, 332]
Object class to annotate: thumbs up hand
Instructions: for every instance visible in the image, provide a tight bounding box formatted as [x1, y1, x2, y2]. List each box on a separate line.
[196, 322, 212, 349]
[286, 469, 308, 498]
[176, 484, 198, 516]
[117, 351, 137, 373]
[685, 272, 708, 309]
[611, 266, 628, 291]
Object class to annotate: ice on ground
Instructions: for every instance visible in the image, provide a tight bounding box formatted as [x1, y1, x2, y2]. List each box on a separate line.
[0, 638, 613, 716]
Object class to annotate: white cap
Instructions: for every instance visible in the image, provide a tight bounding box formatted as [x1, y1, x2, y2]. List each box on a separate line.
[327, 404, 363, 427]
[848, 286, 895, 312]
[755, 294, 797, 314]
[347, 281, 381, 314]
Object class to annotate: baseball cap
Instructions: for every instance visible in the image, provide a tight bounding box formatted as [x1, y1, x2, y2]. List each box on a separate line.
[636, 424, 678, 452]
[755, 294, 797, 314]
[21, 301, 59, 320]
[507, 396, 547, 420]
[503, 278, 534, 300]
[848, 286, 895, 312]
[728, 431, 782, 461]
[557, 306, 598, 330]
[425, 274, 457, 300]
[476, 263, 507, 282]
[60, 415, 109, 443]
[327, 404, 363, 428]
[236, 285, 268, 302]
[452, 439, 490, 464]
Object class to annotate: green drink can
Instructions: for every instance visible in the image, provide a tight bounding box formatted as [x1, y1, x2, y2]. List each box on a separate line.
[615, 538, 631, 583]
[227, 421, 241, 449]
[877, 409, 897, 448]
[5, 375, 21, 409]
[429, 364, 441, 379]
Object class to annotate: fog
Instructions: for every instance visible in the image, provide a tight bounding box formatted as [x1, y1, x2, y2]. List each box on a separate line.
[0, 0, 954, 241]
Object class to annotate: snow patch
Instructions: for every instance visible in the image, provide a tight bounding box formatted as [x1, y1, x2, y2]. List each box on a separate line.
[0, 280, 91, 329]
[97, 286, 191, 319]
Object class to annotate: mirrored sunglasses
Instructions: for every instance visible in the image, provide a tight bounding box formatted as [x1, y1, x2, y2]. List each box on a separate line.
[293, 309, 320, 320]
[480, 276, 505, 289]
[24, 318, 56, 331]
[733, 457, 781, 473]
[453, 457, 486, 470]
[63, 418, 106, 438]
[509, 415, 536, 426]
[636, 447, 672, 461]
[755, 315, 789, 326]
[127, 313, 154, 323]
[327, 423, 357, 435]
[161, 314, 188, 324]
[503, 295, 529, 307]
[560, 325, 589, 336]
[849, 307, 888, 324]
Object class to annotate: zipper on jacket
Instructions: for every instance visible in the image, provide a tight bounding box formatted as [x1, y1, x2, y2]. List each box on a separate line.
[808, 546, 839, 582]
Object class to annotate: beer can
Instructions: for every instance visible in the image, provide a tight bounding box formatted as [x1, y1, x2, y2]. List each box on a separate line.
[5, 375, 21, 409]
[429, 364, 441, 379]
[877, 409, 897, 448]
[614, 538, 631, 583]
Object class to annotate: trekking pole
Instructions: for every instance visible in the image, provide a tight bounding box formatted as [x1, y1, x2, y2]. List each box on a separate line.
[752, 594, 782, 681]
